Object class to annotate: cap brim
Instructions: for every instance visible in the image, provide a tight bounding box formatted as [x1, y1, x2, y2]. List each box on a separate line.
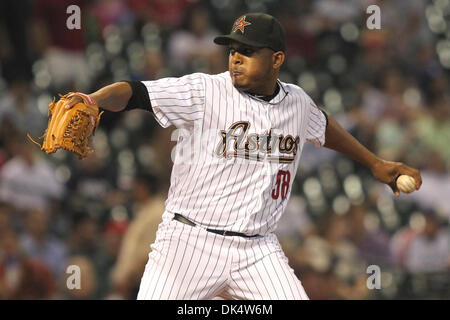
[213, 34, 266, 48]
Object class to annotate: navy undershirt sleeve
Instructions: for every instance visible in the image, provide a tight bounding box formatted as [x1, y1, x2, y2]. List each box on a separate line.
[121, 80, 152, 112]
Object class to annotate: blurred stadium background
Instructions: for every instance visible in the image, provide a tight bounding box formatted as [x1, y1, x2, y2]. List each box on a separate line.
[0, 0, 449, 299]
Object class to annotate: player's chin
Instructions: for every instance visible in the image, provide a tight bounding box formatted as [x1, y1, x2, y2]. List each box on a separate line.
[231, 77, 250, 91]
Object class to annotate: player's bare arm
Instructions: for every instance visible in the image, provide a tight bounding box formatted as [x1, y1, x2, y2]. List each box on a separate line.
[323, 115, 422, 196]
[64, 82, 133, 112]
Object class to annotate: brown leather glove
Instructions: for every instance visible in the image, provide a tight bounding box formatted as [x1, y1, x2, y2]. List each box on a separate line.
[28, 92, 103, 159]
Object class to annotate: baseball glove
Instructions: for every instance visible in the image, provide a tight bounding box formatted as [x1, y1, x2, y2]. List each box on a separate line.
[28, 92, 103, 159]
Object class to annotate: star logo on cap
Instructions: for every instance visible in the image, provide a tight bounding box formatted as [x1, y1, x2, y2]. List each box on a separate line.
[233, 16, 251, 34]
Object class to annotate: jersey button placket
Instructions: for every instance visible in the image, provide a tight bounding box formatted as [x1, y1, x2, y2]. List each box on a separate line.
[263, 107, 273, 190]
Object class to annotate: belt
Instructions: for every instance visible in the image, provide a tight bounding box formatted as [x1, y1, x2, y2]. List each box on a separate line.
[173, 213, 260, 238]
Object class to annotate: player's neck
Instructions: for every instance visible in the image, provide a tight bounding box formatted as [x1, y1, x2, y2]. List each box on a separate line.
[246, 82, 280, 101]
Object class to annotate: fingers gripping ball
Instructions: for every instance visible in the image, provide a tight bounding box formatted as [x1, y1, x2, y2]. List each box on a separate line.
[396, 175, 417, 194]
[28, 92, 103, 159]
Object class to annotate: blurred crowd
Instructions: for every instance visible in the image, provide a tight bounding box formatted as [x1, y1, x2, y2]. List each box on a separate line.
[0, 0, 449, 300]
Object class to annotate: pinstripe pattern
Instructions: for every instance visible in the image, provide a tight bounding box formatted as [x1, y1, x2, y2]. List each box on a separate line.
[137, 71, 325, 300]
[143, 71, 326, 235]
[137, 212, 309, 300]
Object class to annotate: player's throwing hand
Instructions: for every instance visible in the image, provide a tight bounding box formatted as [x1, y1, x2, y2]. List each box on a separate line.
[370, 159, 422, 197]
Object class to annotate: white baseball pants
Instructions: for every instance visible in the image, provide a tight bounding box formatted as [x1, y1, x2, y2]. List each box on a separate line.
[137, 211, 309, 300]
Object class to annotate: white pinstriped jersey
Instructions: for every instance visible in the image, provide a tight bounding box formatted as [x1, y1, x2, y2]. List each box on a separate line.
[142, 71, 327, 236]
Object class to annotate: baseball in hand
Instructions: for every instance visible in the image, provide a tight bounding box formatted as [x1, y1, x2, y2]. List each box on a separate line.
[396, 175, 416, 194]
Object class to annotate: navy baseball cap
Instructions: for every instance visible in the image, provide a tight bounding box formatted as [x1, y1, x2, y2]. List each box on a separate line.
[214, 13, 286, 52]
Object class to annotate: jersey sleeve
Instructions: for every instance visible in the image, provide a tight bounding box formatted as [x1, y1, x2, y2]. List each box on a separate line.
[142, 73, 206, 128]
[305, 100, 328, 147]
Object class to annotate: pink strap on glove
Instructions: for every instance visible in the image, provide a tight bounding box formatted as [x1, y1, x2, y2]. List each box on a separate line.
[67, 92, 97, 106]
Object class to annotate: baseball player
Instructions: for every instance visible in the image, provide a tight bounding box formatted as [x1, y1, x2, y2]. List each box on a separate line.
[65, 13, 422, 299]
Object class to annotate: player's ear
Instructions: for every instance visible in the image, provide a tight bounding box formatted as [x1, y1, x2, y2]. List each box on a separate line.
[272, 51, 285, 69]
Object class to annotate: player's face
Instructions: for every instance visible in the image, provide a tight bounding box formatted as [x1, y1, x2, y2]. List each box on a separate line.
[228, 41, 284, 95]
